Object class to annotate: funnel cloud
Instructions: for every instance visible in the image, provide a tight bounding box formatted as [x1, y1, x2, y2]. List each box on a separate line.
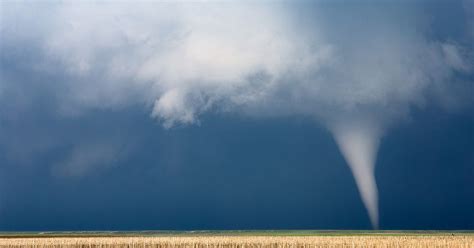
[331, 121, 382, 228]
[1, 0, 473, 228]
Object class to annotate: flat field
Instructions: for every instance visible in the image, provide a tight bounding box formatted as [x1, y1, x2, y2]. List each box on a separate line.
[0, 231, 472, 248]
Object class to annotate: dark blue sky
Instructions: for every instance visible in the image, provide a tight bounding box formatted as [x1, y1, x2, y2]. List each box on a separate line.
[0, 0, 473, 231]
[0, 107, 472, 231]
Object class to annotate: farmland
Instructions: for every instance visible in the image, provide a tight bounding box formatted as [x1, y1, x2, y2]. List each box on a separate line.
[0, 231, 473, 248]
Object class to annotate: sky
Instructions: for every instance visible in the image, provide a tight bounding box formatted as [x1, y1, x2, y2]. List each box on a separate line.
[0, 0, 473, 230]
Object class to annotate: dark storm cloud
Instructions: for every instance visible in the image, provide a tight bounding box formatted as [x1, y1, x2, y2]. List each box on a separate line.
[0, 0, 473, 229]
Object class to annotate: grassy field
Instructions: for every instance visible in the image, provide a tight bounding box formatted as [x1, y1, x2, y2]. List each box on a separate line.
[0, 231, 473, 247]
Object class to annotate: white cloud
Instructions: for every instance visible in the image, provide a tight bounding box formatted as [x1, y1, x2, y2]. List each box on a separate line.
[3, 1, 467, 126]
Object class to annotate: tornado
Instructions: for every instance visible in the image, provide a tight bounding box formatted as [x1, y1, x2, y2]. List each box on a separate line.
[330, 121, 382, 229]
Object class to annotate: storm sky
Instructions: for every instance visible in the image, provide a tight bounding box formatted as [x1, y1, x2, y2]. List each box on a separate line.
[0, 0, 473, 230]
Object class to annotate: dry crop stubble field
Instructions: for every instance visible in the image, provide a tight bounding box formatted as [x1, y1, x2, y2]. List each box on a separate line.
[0, 233, 473, 248]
